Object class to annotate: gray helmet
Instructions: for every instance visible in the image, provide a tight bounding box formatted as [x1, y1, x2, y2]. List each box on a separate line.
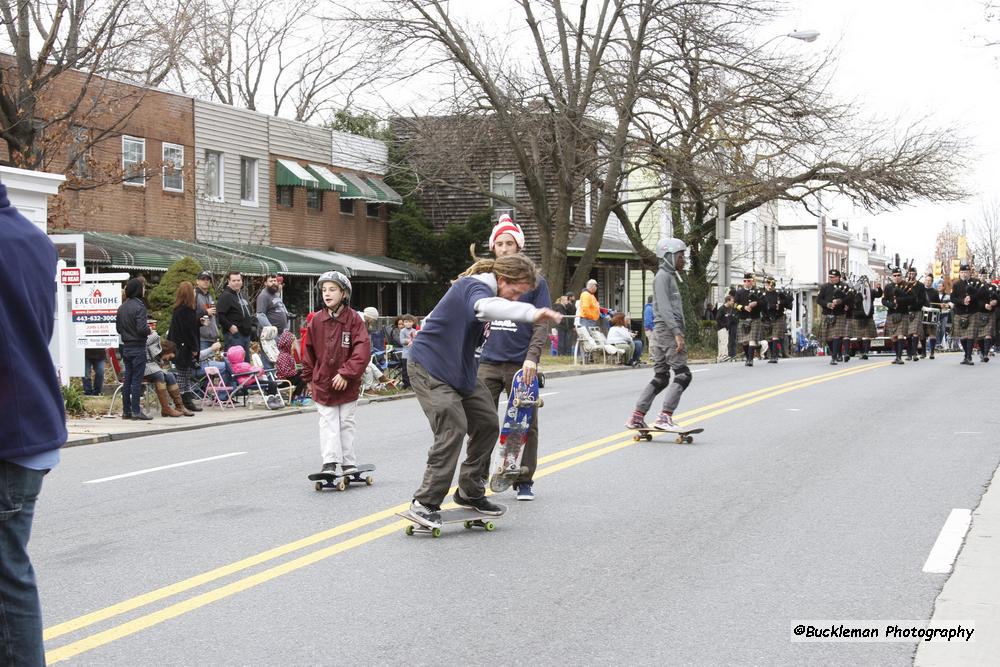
[317, 270, 352, 301]
[655, 237, 687, 259]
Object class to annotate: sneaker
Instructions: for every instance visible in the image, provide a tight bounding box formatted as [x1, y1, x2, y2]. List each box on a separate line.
[133, 412, 153, 421]
[625, 413, 648, 430]
[340, 464, 358, 476]
[321, 462, 339, 475]
[515, 483, 535, 501]
[651, 413, 677, 431]
[407, 500, 442, 528]
[453, 490, 505, 515]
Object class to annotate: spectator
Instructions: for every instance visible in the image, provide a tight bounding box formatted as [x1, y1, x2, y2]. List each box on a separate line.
[216, 271, 253, 357]
[168, 281, 203, 413]
[579, 279, 601, 329]
[82, 347, 106, 396]
[255, 273, 290, 332]
[116, 277, 152, 420]
[399, 314, 417, 389]
[554, 294, 575, 355]
[275, 330, 309, 405]
[715, 295, 738, 361]
[0, 184, 68, 665]
[144, 327, 188, 417]
[363, 307, 385, 352]
[195, 271, 219, 352]
[643, 295, 654, 342]
[607, 312, 644, 366]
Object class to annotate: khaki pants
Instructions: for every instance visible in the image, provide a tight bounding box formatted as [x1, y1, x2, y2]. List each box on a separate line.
[410, 361, 499, 507]
[476, 361, 539, 484]
[716, 328, 729, 361]
[317, 402, 357, 466]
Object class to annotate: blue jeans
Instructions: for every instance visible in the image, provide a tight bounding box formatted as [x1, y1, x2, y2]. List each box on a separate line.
[121, 346, 146, 416]
[82, 357, 105, 395]
[0, 461, 47, 667]
[631, 339, 644, 364]
[223, 332, 250, 359]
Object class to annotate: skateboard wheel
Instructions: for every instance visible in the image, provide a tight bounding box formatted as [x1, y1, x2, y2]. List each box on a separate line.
[463, 521, 473, 529]
[314, 481, 324, 492]
[431, 527, 442, 538]
[405, 525, 415, 536]
[675, 436, 684, 444]
[644, 434, 652, 441]
[512, 398, 520, 407]
[365, 475, 374, 486]
[686, 436, 694, 444]
[536, 398, 544, 408]
[633, 434, 641, 442]
[336, 479, 347, 491]
[484, 522, 495, 532]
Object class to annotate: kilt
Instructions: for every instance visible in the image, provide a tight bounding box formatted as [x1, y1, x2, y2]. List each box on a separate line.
[906, 311, 924, 338]
[763, 315, 786, 340]
[883, 312, 907, 338]
[974, 312, 995, 339]
[848, 317, 876, 339]
[737, 318, 765, 345]
[816, 313, 848, 341]
[951, 312, 975, 339]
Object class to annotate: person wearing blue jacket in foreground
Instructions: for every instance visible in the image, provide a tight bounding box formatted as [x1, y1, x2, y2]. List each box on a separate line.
[0, 183, 68, 666]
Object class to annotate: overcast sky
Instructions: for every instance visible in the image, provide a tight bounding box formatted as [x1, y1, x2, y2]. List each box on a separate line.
[771, 0, 999, 269]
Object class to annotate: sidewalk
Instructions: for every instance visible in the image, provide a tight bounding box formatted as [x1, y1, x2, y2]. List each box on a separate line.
[64, 361, 644, 447]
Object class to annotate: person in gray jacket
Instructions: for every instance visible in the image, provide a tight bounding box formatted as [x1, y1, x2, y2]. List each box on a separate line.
[195, 271, 220, 351]
[625, 237, 692, 431]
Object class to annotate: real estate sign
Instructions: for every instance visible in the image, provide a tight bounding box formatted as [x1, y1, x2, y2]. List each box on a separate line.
[71, 283, 121, 349]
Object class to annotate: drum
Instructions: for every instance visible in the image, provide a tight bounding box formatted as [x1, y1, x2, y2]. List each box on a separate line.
[921, 306, 940, 326]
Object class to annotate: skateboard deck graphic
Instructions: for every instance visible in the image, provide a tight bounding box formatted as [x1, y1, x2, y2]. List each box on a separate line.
[628, 426, 704, 444]
[307, 464, 376, 491]
[396, 505, 507, 538]
[489, 369, 542, 493]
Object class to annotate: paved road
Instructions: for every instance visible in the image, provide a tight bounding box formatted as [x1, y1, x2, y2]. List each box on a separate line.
[34, 355, 999, 665]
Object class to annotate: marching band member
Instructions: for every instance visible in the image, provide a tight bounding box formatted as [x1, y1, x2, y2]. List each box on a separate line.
[975, 269, 997, 362]
[817, 269, 849, 365]
[733, 273, 764, 367]
[761, 278, 793, 364]
[921, 274, 942, 359]
[882, 267, 915, 365]
[905, 267, 926, 362]
[950, 264, 977, 365]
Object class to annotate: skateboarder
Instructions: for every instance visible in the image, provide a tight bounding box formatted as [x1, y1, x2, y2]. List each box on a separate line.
[405, 254, 562, 528]
[625, 237, 693, 431]
[476, 215, 551, 500]
[301, 271, 371, 477]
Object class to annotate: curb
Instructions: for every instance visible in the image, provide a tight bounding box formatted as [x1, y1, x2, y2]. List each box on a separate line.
[65, 358, 717, 447]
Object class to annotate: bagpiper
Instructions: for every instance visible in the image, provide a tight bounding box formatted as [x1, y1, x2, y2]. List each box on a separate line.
[817, 269, 849, 364]
[761, 277, 793, 363]
[974, 269, 997, 362]
[905, 267, 926, 362]
[950, 263, 977, 365]
[881, 266, 915, 364]
[733, 272, 765, 366]
[851, 278, 882, 359]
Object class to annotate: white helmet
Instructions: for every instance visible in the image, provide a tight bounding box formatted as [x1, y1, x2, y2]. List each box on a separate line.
[656, 237, 687, 259]
[317, 270, 352, 301]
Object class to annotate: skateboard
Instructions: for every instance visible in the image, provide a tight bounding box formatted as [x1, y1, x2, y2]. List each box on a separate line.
[629, 426, 704, 444]
[307, 464, 375, 492]
[396, 505, 507, 538]
[489, 369, 542, 493]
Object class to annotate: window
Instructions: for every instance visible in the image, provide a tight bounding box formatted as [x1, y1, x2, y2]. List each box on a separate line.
[490, 170, 515, 214]
[340, 198, 355, 215]
[307, 189, 323, 211]
[162, 143, 184, 192]
[276, 185, 294, 207]
[70, 126, 92, 180]
[240, 157, 258, 205]
[366, 202, 380, 218]
[122, 136, 145, 186]
[204, 150, 223, 200]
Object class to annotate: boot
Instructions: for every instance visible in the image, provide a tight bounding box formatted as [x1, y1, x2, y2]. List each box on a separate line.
[169, 384, 194, 417]
[182, 391, 203, 412]
[156, 381, 183, 417]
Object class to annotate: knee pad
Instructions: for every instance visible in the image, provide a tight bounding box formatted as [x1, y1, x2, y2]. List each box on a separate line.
[650, 371, 670, 392]
[673, 365, 692, 389]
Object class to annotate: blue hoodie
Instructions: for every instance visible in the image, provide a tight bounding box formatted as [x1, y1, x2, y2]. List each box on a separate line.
[0, 184, 68, 461]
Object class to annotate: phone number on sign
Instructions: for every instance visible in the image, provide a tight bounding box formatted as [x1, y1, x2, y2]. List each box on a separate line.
[72, 314, 117, 323]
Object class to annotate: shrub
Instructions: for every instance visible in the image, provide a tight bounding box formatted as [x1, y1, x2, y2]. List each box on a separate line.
[147, 257, 203, 334]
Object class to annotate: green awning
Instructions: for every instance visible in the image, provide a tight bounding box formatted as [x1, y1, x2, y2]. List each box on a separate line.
[284, 247, 409, 281]
[356, 255, 430, 282]
[306, 164, 348, 193]
[74, 233, 279, 275]
[363, 176, 403, 205]
[337, 172, 379, 200]
[201, 242, 350, 277]
[275, 159, 319, 188]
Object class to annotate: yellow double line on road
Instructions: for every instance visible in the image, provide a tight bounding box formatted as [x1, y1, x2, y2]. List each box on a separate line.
[45, 361, 887, 663]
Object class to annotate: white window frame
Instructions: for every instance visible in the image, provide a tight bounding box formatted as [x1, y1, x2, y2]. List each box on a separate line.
[122, 136, 145, 187]
[204, 150, 224, 202]
[240, 157, 258, 207]
[162, 143, 184, 193]
[490, 170, 515, 211]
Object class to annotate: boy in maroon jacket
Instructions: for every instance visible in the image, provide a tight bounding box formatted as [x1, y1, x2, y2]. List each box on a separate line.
[301, 271, 371, 475]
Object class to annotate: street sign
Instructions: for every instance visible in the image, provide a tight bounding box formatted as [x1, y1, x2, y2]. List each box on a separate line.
[60, 267, 81, 285]
[71, 283, 121, 349]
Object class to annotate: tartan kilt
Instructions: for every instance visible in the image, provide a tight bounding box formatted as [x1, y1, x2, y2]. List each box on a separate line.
[737, 318, 765, 345]
[763, 316, 786, 340]
[883, 312, 907, 338]
[923, 323, 939, 338]
[951, 313, 975, 339]
[906, 311, 924, 338]
[974, 312, 995, 339]
[816, 313, 848, 341]
[855, 317, 877, 339]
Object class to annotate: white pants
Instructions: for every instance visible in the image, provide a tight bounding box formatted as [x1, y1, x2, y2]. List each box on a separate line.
[716, 329, 728, 361]
[317, 402, 357, 466]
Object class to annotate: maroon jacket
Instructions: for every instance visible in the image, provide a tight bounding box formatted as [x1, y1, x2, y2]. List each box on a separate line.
[301, 306, 371, 406]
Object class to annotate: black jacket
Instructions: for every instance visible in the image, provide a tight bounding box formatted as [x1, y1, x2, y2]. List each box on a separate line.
[116, 279, 151, 348]
[168, 305, 200, 369]
[216, 286, 253, 336]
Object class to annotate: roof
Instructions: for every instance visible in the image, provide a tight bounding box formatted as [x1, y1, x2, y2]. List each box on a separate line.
[566, 232, 640, 259]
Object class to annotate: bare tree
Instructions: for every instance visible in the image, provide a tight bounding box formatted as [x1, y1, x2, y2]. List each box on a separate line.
[972, 198, 1000, 276]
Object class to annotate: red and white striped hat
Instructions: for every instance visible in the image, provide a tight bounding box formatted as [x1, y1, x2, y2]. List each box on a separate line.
[489, 214, 525, 250]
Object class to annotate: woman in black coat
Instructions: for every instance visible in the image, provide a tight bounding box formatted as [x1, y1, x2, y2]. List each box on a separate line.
[168, 281, 203, 412]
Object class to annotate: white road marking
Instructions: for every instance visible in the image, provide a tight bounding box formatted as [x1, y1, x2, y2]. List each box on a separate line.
[84, 452, 248, 484]
[922, 509, 972, 574]
[691, 368, 711, 373]
[540, 392, 558, 397]
[786, 408, 802, 412]
[954, 431, 981, 435]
